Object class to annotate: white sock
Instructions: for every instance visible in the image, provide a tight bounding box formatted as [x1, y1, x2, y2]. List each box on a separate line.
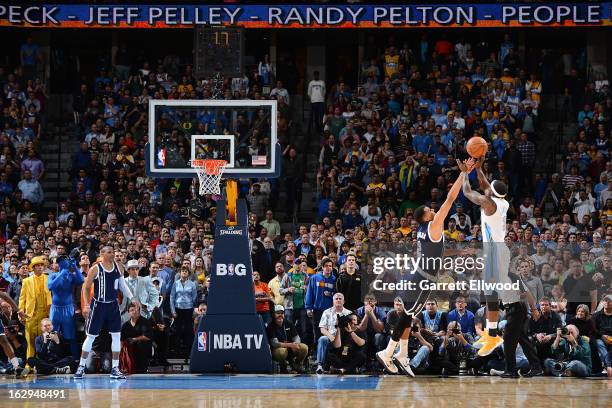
[79, 357, 87, 366]
[383, 340, 398, 358]
[112, 359, 119, 369]
[10, 357, 19, 369]
[398, 339, 409, 359]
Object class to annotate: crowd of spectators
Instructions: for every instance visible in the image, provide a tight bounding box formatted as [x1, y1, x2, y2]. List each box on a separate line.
[0, 32, 611, 378]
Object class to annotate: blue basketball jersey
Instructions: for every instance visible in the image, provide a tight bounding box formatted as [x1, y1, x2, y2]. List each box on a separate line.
[416, 221, 445, 277]
[93, 262, 121, 302]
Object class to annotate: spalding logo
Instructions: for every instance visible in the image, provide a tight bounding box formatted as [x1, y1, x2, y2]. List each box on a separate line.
[220, 228, 243, 236]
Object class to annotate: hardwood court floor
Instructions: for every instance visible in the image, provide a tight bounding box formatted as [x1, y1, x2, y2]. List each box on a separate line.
[0, 374, 610, 408]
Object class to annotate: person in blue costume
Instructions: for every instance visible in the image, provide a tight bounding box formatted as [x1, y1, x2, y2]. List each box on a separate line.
[47, 250, 86, 361]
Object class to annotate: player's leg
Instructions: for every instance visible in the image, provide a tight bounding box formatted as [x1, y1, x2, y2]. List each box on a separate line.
[75, 301, 101, 378]
[0, 327, 23, 376]
[376, 311, 411, 374]
[109, 301, 126, 379]
[476, 243, 505, 356]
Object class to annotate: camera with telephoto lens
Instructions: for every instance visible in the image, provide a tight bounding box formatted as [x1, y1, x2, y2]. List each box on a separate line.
[411, 325, 419, 333]
[554, 361, 567, 372]
[452, 328, 461, 335]
[336, 314, 352, 330]
[560, 327, 570, 336]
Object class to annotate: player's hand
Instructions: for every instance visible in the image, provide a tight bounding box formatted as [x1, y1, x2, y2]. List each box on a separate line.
[83, 306, 91, 320]
[531, 308, 540, 321]
[456, 159, 468, 173]
[473, 156, 484, 169]
[18, 310, 30, 321]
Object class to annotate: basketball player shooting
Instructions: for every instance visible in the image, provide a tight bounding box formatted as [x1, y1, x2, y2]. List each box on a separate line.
[376, 159, 474, 376]
[74, 246, 141, 379]
[461, 156, 509, 356]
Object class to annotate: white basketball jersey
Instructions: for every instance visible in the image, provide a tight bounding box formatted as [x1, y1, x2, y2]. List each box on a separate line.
[480, 197, 509, 242]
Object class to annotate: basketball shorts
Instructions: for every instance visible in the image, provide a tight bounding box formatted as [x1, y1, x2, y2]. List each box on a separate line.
[86, 300, 121, 335]
[398, 269, 435, 317]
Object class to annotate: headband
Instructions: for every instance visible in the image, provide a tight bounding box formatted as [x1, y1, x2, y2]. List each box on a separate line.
[490, 181, 506, 198]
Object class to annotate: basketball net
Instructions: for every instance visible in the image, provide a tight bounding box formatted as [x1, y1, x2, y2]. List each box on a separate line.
[191, 159, 227, 196]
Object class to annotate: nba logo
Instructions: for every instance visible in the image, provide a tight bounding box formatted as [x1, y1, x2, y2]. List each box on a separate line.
[197, 332, 207, 351]
[157, 148, 166, 166]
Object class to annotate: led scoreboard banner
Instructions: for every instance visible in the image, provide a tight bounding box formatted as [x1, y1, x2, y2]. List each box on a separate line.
[194, 27, 243, 79]
[0, 3, 611, 29]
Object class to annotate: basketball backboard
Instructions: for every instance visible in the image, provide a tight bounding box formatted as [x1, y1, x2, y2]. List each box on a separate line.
[145, 99, 280, 179]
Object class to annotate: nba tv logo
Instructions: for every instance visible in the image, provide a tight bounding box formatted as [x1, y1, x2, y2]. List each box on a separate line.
[198, 332, 207, 351]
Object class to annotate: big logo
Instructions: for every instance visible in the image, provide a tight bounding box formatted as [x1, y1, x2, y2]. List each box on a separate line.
[216, 263, 247, 276]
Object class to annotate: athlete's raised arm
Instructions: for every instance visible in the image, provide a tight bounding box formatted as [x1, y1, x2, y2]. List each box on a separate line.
[474, 156, 492, 192]
[462, 164, 497, 216]
[430, 159, 474, 238]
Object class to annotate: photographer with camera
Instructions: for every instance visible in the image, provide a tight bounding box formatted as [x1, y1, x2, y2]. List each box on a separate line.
[406, 318, 435, 373]
[438, 321, 474, 375]
[26, 318, 73, 375]
[543, 324, 592, 377]
[326, 313, 366, 374]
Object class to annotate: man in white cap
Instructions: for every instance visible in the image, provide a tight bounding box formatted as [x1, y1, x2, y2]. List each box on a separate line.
[266, 304, 308, 373]
[120, 259, 159, 323]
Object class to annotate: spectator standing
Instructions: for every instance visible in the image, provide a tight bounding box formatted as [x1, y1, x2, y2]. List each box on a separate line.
[253, 271, 273, 324]
[169, 266, 197, 358]
[21, 149, 45, 181]
[47, 255, 86, 360]
[335, 254, 361, 311]
[18, 256, 51, 359]
[259, 210, 281, 242]
[305, 258, 336, 342]
[308, 71, 326, 133]
[563, 258, 597, 317]
[120, 260, 159, 324]
[17, 170, 44, 208]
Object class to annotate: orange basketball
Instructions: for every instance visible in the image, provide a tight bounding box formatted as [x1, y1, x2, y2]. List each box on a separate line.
[466, 136, 488, 158]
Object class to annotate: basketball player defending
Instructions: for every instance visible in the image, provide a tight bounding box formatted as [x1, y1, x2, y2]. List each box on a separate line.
[376, 160, 473, 375]
[0, 292, 27, 376]
[74, 246, 141, 379]
[462, 157, 509, 356]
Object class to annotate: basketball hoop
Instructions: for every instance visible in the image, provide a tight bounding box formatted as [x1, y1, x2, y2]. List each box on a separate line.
[191, 159, 227, 196]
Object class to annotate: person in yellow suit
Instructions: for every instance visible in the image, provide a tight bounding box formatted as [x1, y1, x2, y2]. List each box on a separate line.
[18, 256, 52, 360]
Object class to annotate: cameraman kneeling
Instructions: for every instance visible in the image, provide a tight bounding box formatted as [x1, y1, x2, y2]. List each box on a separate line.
[27, 318, 73, 375]
[326, 313, 366, 374]
[544, 325, 592, 377]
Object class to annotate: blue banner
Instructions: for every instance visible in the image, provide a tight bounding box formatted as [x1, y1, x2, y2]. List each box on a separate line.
[0, 3, 610, 28]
